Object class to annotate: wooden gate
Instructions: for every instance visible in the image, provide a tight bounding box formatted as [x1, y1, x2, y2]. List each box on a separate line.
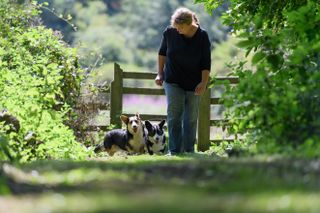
[108, 63, 238, 152]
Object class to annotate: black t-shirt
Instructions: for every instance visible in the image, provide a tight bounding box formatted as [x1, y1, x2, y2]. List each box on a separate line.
[158, 26, 211, 91]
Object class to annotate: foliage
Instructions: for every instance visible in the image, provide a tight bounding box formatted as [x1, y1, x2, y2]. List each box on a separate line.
[198, 0, 320, 156]
[113, 0, 230, 69]
[211, 35, 251, 75]
[72, 1, 128, 68]
[37, 0, 122, 43]
[32, 0, 231, 72]
[0, 0, 89, 162]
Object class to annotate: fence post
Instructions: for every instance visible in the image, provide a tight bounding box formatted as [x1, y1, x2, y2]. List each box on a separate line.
[110, 63, 123, 128]
[197, 88, 211, 152]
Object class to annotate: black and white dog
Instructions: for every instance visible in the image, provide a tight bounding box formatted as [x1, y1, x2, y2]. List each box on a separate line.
[94, 114, 146, 156]
[145, 120, 166, 155]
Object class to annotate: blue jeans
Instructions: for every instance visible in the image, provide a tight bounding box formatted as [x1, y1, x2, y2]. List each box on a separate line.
[164, 82, 200, 154]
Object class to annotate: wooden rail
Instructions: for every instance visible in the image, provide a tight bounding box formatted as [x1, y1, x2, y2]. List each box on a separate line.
[106, 63, 239, 152]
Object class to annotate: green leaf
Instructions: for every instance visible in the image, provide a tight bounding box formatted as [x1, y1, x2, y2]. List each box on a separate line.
[252, 52, 266, 64]
[47, 63, 58, 70]
[245, 47, 253, 57]
[266, 54, 283, 69]
[236, 40, 254, 48]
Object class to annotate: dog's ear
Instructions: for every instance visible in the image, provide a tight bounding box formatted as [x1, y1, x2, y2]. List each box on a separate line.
[159, 120, 166, 129]
[135, 113, 141, 120]
[120, 115, 129, 124]
[145, 120, 153, 131]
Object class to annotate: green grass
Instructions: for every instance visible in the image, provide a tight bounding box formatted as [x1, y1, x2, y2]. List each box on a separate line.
[1, 154, 320, 212]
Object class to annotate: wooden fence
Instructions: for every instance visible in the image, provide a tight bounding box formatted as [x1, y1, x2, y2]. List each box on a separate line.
[107, 63, 238, 152]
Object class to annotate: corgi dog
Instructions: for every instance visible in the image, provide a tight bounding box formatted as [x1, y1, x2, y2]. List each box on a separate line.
[94, 114, 146, 156]
[145, 120, 166, 155]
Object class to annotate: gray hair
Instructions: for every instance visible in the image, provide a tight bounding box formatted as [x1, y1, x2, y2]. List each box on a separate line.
[170, 7, 199, 26]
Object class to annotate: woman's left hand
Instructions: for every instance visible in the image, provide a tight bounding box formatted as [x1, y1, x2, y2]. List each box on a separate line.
[194, 82, 207, 95]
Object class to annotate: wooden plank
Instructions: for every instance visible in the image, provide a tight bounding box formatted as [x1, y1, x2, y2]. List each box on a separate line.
[78, 104, 108, 110]
[215, 76, 239, 84]
[197, 89, 211, 152]
[123, 72, 157, 79]
[123, 113, 167, 121]
[211, 97, 222, 105]
[211, 137, 243, 144]
[210, 119, 230, 126]
[110, 63, 123, 128]
[86, 125, 109, 131]
[123, 87, 165, 95]
[210, 138, 235, 144]
[122, 73, 238, 83]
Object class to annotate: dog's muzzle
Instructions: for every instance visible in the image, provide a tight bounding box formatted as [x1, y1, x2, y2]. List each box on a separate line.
[132, 126, 138, 133]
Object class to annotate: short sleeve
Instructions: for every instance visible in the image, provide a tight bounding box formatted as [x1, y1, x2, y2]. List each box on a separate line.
[200, 31, 211, 71]
[158, 29, 167, 56]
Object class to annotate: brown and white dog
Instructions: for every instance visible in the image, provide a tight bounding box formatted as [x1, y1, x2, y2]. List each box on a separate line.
[94, 114, 146, 156]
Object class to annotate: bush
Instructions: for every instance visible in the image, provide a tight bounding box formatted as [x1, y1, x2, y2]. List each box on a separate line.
[198, 0, 320, 156]
[0, 0, 89, 162]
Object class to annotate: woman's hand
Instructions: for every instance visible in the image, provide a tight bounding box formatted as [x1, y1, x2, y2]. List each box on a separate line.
[155, 73, 164, 86]
[194, 81, 207, 95]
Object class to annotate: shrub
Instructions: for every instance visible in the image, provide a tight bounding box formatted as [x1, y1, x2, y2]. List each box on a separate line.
[198, 0, 320, 156]
[0, 0, 89, 162]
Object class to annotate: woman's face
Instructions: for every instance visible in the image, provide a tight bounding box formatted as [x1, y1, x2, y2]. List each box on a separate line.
[174, 23, 191, 35]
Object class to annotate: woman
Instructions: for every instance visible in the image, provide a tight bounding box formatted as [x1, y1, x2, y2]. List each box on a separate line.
[156, 7, 211, 155]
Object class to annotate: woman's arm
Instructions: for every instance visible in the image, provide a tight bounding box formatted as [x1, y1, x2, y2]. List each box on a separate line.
[195, 70, 210, 95]
[156, 55, 166, 86]
[195, 30, 211, 95]
[156, 27, 167, 86]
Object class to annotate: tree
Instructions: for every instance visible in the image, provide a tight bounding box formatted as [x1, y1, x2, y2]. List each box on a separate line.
[31, 0, 231, 70]
[197, 0, 320, 156]
[0, 0, 88, 161]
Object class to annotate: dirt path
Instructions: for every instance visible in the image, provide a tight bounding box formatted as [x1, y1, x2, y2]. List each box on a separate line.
[1, 155, 320, 212]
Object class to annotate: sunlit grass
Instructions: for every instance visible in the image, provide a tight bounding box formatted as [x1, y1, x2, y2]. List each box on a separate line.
[2, 185, 320, 213]
[1, 155, 320, 212]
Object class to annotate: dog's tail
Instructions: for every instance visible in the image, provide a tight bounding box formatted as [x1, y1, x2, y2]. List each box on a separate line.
[94, 143, 105, 153]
